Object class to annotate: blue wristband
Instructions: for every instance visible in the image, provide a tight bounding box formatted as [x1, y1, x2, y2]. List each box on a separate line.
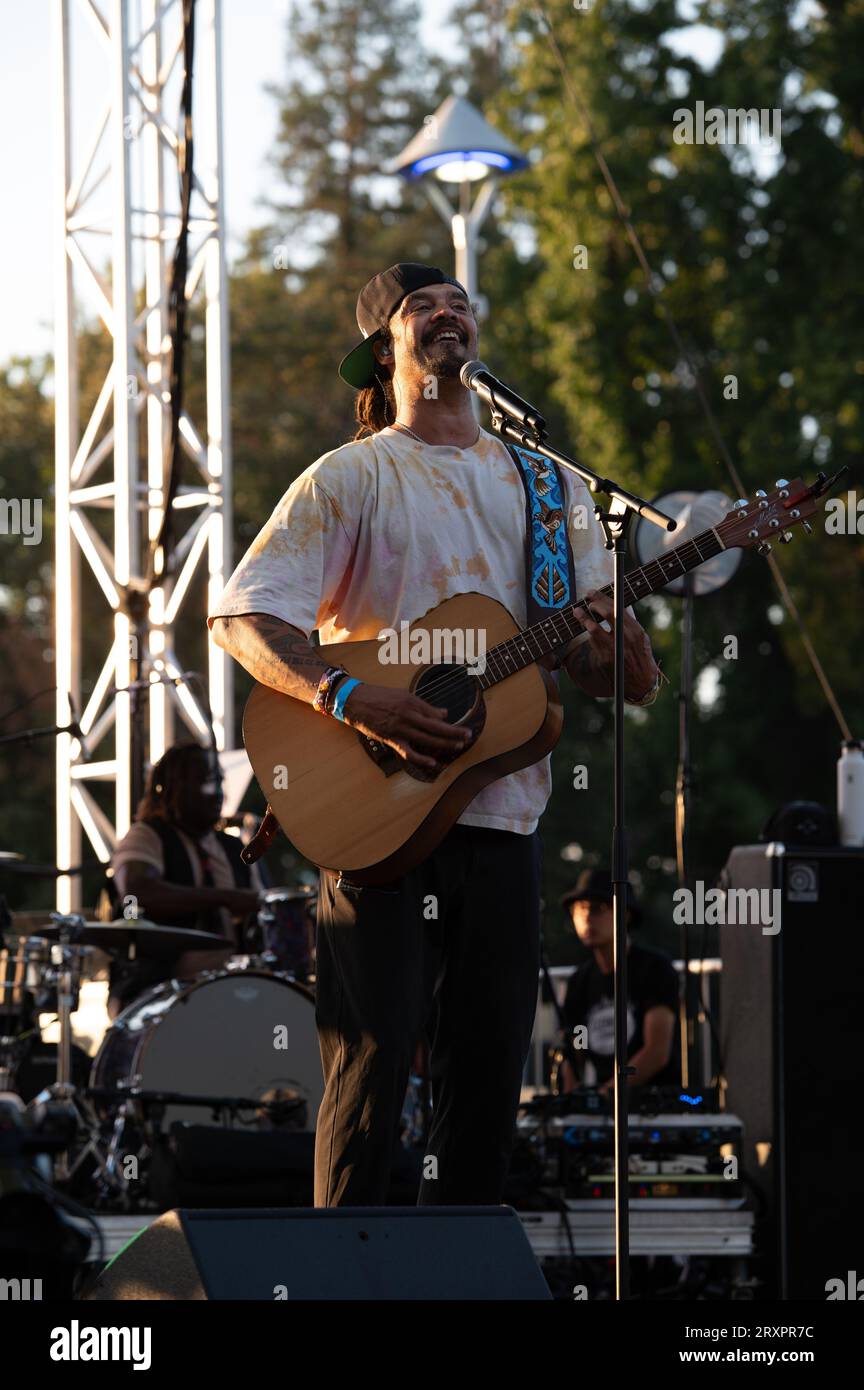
[331, 677, 361, 722]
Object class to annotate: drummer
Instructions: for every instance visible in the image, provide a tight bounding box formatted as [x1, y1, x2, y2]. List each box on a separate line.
[108, 742, 262, 1016]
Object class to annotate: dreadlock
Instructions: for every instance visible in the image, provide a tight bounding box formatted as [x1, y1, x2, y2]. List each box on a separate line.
[135, 741, 211, 825]
[352, 327, 397, 438]
[353, 373, 396, 439]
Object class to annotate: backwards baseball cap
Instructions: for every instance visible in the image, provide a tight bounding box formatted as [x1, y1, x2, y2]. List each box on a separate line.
[338, 262, 468, 389]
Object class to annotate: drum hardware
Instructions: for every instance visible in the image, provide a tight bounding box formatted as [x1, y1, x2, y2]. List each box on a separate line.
[77, 1085, 309, 1210]
[60, 1086, 306, 1211]
[24, 1082, 127, 1206]
[84, 967, 324, 1209]
[87, 1085, 307, 1124]
[2, 911, 163, 1193]
[0, 1032, 26, 1091]
[103, 1101, 136, 1200]
[0, 911, 134, 1206]
[19, 914, 95, 1180]
[256, 885, 317, 981]
[226, 953, 254, 971]
[0, 934, 52, 1024]
[90, 969, 322, 1131]
[35, 918, 233, 959]
[2, 902, 323, 1212]
[57, 1086, 146, 1210]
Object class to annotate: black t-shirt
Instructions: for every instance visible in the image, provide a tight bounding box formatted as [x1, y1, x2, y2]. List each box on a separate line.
[562, 942, 679, 1087]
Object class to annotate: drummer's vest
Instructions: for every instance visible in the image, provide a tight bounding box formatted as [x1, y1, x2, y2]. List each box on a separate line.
[140, 819, 251, 934]
[108, 821, 251, 1008]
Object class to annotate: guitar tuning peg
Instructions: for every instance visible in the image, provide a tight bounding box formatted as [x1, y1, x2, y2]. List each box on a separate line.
[734, 498, 749, 509]
[755, 489, 767, 498]
[756, 541, 773, 556]
[779, 532, 793, 544]
[802, 520, 813, 535]
[774, 478, 789, 488]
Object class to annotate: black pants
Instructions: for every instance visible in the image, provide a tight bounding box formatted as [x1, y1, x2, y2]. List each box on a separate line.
[313, 825, 541, 1207]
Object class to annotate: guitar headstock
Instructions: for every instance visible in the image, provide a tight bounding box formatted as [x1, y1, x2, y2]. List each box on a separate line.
[716, 470, 846, 555]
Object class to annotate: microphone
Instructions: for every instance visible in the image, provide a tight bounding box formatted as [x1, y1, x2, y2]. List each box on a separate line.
[460, 360, 547, 437]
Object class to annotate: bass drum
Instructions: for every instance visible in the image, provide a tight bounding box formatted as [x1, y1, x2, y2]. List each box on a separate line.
[90, 970, 323, 1132]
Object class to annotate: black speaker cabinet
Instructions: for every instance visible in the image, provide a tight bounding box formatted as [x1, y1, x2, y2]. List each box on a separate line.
[720, 844, 864, 1299]
[84, 1206, 551, 1300]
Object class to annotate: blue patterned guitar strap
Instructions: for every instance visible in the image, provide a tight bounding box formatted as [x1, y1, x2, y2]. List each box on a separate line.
[505, 442, 577, 637]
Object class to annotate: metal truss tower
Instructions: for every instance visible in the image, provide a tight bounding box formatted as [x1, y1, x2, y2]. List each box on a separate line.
[53, 0, 232, 910]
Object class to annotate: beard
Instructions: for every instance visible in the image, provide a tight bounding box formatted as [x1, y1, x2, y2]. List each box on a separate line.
[417, 334, 469, 379]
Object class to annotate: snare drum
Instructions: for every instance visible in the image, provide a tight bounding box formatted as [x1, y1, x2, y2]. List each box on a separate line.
[90, 968, 323, 1132]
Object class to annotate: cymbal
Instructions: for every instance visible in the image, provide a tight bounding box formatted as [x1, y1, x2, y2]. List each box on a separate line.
[31, 920, 232, 958]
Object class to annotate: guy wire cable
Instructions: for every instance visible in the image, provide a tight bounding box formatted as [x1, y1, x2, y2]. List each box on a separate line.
[532, 2, 851, 739]
[148, 0, 197, 591]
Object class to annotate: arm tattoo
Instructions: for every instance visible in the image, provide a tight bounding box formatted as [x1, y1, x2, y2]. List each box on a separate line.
[211, 613, 329, 702]
[563, 634, 615, 697]
[564, 625, 659, 701]
[565, 639, 594, 676]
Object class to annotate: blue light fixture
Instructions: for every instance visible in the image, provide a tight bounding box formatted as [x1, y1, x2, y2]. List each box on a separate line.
[387, 96, 529, 185]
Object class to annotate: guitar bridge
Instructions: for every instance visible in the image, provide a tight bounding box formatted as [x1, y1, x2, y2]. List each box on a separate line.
[356, 732, 470, 784]
[356, 736, 450, 783]
[358, 736, 405, 778]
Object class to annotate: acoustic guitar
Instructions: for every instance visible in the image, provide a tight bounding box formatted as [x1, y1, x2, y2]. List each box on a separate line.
[243, 475, 835, 884]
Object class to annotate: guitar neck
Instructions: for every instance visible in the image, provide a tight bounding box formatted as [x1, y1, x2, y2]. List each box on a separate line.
[476, 524, 726, 689]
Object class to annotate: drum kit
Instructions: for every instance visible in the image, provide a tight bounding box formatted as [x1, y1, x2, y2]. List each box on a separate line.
[0, 878, 321, 1212]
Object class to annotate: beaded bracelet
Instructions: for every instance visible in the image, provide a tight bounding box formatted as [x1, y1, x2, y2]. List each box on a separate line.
[313, 665, 350, 716]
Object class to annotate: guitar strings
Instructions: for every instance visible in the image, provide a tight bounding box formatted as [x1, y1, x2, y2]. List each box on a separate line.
[379, 527, 723, 708]
[403, 595, 596, 705]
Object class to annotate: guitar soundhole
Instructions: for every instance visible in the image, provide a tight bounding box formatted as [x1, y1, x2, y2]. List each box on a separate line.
[404, 664, 486, 783]
[414, 664, 478, 724]
[357, 665, 485, 782]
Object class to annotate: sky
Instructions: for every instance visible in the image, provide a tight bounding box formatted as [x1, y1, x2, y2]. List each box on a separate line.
[0, 1, 732, 369]
[1, 0, 772, 380]
[0, 0, 459, 367]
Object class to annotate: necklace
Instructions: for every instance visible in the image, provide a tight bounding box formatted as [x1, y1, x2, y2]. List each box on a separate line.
[393, 420, 481, 448]
[393, 420, 425, 443]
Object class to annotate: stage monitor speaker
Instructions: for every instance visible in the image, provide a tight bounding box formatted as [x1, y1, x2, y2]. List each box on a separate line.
[84, 1205, 552, 1300]
[720, 843, 864, 1300]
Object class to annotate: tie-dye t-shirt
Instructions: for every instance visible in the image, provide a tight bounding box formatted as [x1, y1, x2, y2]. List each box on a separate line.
[210, 426, 613, 834]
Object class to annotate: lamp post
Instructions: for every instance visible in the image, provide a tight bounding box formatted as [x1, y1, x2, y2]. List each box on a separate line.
[387, 95, 529, 321]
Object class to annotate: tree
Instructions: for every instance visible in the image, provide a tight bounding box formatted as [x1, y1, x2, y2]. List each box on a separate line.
[0, 358, 60, 904]
[483, 0, 864, 953]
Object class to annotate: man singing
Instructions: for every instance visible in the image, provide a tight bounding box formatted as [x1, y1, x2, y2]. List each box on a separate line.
[209, 263, 661, 1206]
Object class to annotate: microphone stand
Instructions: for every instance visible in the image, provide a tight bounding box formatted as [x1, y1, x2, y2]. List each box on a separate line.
[675, 574, 695, 1090]
[486, 407, 674, 1301]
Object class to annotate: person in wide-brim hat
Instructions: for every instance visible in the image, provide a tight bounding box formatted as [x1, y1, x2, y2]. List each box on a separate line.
[559, 866, 642, 928]
[558, 867, 679, 1094]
